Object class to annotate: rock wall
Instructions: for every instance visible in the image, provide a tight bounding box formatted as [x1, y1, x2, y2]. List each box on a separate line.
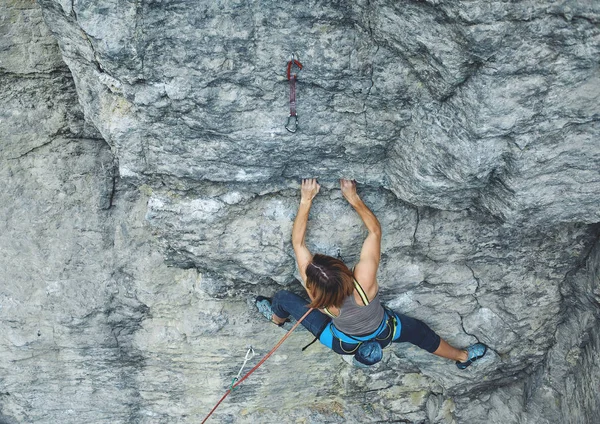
[35, 0, 600, 225]
[0, 0, 599, 423]
[522, 229, 600, 424]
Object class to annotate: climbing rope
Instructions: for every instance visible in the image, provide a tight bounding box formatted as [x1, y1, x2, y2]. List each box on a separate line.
[201, 307, 314, 424]
[285, 54, 303, 133]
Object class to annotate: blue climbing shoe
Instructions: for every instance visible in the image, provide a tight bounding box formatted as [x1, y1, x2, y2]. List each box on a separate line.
[255, 296, 292, 330]
[456, 343, 487, 370]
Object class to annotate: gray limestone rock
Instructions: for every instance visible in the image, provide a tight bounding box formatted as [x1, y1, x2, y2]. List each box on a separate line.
[34, 0, 600, 226]
[1, 0, 599, 423]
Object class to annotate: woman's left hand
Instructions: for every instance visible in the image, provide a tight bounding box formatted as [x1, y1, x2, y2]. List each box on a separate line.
[301, 178, 320, 203]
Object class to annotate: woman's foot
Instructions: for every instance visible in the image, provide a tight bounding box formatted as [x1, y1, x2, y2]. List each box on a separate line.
[255, 296, 292, 330]
[456, 343, 487, 369]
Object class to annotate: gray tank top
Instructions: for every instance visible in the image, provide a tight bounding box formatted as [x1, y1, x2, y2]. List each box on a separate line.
[331, 286, 385, 336]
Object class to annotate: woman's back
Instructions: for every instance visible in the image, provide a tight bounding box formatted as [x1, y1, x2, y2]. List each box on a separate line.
[331, 282, 385, 335]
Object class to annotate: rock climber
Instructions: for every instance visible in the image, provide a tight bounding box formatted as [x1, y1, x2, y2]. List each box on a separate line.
[256, 179, 487, 368]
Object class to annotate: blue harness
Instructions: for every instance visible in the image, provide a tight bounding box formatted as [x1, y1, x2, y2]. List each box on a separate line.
[318, 307, 402, 353]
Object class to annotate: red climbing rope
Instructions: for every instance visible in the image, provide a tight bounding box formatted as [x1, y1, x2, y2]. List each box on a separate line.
[285, 55, 303, 133]
[201, 307, 314, 424]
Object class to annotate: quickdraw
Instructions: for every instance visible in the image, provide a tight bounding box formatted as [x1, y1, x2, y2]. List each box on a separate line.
[230, 346, 255, 391]
[285, 54, 303, 133]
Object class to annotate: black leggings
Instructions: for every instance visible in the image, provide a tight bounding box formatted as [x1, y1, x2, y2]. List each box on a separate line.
[393, 313, 441, 353]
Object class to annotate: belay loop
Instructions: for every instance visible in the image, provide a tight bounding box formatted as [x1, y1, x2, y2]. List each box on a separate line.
[285, 54, 303, 133]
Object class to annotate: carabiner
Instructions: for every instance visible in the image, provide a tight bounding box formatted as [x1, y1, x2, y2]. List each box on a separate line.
[285, 115, 298, 133]
[244, 346, 255, 361]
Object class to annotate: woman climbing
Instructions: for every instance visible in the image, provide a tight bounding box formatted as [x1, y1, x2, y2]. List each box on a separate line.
[256, 179, 487, 368]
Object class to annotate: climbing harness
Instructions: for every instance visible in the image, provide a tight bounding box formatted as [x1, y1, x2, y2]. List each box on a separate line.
[316, 308, 397, 352]
[285, 54, 303, 133]
[230, 346, 255, 391]
[201, 307, 314, 424]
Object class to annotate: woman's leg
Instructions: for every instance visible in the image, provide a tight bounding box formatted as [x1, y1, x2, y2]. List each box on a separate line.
[393, 312, 468, 362]
[270, 290, 330, 338]
[432, 339, 468, 362]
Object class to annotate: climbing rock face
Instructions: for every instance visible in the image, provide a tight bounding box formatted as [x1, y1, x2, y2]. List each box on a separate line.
[1, 0, 599, 423]
[37, 0, 600, 225]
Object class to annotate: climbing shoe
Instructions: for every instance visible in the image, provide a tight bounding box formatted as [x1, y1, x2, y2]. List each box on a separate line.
[255, 296, 293, 331]
[456, 343, 487, 370]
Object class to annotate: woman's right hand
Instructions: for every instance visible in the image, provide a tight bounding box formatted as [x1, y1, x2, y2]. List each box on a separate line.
[340, 179, 359, 203]
[301, 178, 320, 204]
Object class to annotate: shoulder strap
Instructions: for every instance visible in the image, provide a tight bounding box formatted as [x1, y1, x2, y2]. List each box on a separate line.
[353, 279, 370, 305]
[351, 267, 370, 306]
[322, 306, 337, 318]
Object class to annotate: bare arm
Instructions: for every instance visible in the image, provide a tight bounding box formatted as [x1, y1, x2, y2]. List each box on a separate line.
[340, 179, 381, 292]
[292, 179, 320, 285]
